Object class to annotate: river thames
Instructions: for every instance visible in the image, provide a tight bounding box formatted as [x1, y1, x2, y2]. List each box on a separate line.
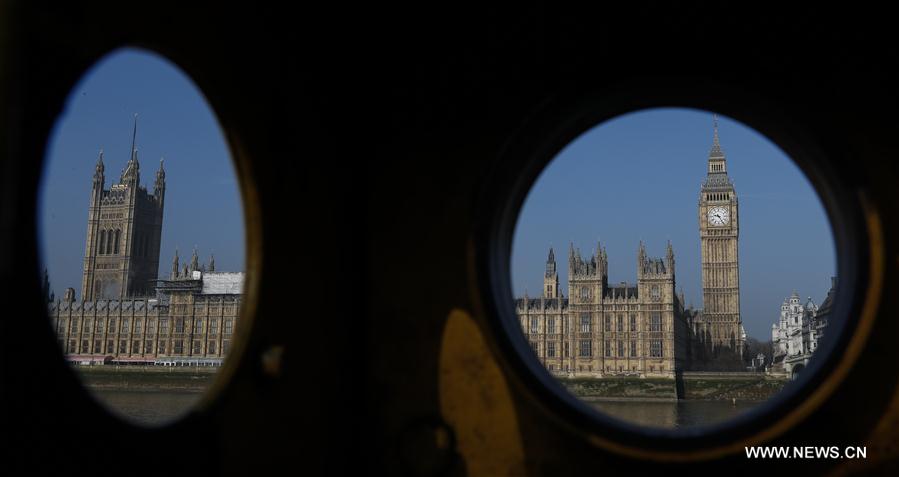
[587, 399, 762, 428]
[93, 388, 759, 428]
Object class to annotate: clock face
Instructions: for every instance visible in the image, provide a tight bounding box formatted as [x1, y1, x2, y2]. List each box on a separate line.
[707, 206, 730, 226]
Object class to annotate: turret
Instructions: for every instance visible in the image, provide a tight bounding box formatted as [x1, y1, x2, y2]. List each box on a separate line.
[190, 246, 200, 273]
[91, 149, 105, 205]
[666, 240, 676, 277]
[543, 247, 559, 298]
[545, 247, 556, 278]
[154, 157, 166, 205]
[637, 241, 646, 278]
[208, 254, 215, 272]
[171, 248, 180, 279]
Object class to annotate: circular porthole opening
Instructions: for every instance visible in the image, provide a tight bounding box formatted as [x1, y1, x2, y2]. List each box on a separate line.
[38, 47, 251, 426]
[490, 105, 861, 441]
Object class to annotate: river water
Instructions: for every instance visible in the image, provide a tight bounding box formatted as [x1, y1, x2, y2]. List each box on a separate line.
[587, 399, 761, 428]
[93, 389, 758, 429]
[92, 389, 204, 425]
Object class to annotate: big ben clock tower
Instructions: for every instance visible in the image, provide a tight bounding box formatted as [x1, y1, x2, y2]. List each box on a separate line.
[698, 115, 743, 357]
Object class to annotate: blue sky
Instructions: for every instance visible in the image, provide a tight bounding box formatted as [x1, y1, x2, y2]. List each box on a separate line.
[511, 108, 836, 340]
[39, 48, 245, 297]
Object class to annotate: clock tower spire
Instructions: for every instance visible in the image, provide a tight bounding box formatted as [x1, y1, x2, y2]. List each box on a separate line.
[697, 114, 743, 365]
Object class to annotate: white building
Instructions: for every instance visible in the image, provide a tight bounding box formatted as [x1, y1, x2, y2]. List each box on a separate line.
[770, 286, 829, 377]
[772, 292, 818, 357]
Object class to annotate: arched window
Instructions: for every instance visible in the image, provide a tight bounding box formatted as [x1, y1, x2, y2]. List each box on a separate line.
[106, 230, 113, 254]
[113, 229, 120, 254]
[99, 230, 106, 255]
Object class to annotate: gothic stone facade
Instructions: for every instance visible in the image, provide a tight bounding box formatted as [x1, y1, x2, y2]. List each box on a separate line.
[49, 123, 243, 365]
[516, 119, 745, 376]
[691, 121, 745, 360]
[81, 122, 165, 300]
[50, 266, 242, 366]
[516, 243, 689, 378]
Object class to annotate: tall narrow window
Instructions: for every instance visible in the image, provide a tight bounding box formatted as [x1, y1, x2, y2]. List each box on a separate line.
[650, 312, 662, 332]
[579, 340, 592, 357]
[113, 229, 120, 254]
[99, 230, 106, 255]
[580, 313, 591, 332]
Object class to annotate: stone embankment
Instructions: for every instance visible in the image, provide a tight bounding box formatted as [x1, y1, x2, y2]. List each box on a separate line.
[73, 365, 217, 391]
[559, 373, 787, 401]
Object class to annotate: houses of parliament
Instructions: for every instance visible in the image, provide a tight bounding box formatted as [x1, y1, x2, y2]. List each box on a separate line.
[46, 121, 243, 365]
[516, 119, 746, 377]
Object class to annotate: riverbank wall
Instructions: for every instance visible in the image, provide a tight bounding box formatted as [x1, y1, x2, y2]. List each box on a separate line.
[559, 373, 787, 401]
[73, 365, 216, 391]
